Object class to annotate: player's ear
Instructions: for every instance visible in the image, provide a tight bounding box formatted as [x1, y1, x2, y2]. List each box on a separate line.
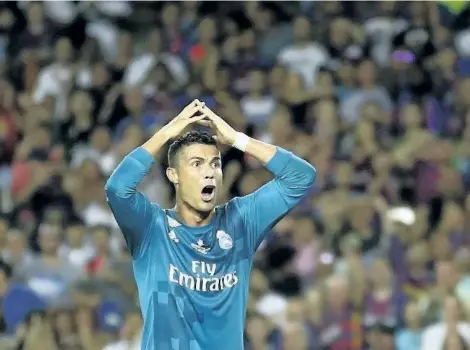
[166, 167, 179, 185]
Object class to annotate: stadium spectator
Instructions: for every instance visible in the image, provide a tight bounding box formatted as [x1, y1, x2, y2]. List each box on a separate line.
[0, 1, 469, 349]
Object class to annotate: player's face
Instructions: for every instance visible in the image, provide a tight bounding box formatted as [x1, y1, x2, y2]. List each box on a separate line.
[172, 144, 223, 212]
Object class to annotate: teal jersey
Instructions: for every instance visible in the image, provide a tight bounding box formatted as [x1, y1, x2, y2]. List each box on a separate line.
[105, 146, 316, 350]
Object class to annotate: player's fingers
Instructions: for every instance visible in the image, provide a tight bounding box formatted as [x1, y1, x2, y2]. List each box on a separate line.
[192, 101, 206, 116]
[191, 99, 206, 110]
[186, 115, 207, 124]
[182, 100, 198, 112]
[195, 120, 212, 127]
[201, 106, 223, 123]
[199, 108, 215, 122]
[181, 103, 204, 120]
[191, 99, 205, 109]
[179, 100, 203, 119]
[188, 100, 205, 114]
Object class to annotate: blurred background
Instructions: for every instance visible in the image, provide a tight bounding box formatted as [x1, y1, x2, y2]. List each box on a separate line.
[0, 1, 470, 349]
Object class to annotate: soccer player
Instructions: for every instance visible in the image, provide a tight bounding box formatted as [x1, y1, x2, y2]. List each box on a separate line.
[105, 100, 316, 350]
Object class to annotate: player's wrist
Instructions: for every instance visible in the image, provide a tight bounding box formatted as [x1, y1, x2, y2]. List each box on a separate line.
[142, 129, 172, 156]
[155, 126, 174, 143]
[232, 132, 249, 152]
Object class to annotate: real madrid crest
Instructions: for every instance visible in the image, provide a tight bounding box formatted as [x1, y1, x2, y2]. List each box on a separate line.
[216, 230, 233, 250]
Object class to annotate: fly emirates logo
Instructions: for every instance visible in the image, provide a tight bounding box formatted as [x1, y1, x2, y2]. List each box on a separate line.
[169, 261, 239, 292]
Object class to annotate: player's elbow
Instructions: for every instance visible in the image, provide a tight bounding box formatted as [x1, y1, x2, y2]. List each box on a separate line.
[300, 163, 317, 190]
[306, 163, 317, 184]
[104, 179, 119, 198]
[283, 159, 317, 195]
[105, 175, 131, 199]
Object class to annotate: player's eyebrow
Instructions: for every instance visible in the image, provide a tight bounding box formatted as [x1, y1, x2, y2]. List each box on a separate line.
[188, 156, 205, 162]
[188, 156, 221, 162]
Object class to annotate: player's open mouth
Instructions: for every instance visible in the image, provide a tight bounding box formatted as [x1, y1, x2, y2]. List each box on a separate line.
[201, 185, 216, 202]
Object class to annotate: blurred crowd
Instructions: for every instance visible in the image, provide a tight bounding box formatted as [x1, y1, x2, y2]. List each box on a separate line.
[0, 1, 470, 349]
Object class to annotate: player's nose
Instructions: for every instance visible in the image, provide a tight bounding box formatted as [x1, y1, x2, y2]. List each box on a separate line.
[203, 167, 215, 179]
[202, 164, 216, 179]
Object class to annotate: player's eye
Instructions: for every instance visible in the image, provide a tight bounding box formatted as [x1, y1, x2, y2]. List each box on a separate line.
[192, 161, 200, 167]
[212, 161, 221, 169]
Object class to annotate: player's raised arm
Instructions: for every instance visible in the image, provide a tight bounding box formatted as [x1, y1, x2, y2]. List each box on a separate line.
[105, 100, 206, 256]
[199, 106, 316, 253]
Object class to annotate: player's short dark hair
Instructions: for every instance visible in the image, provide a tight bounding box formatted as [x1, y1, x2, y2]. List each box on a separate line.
[167, 130, 217, 167]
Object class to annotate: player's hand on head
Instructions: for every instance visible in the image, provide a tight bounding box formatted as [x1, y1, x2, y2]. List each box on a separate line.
[161, 99, 206, 139]
[176, 99, 205, 120]
[198, 105, 237, 145]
